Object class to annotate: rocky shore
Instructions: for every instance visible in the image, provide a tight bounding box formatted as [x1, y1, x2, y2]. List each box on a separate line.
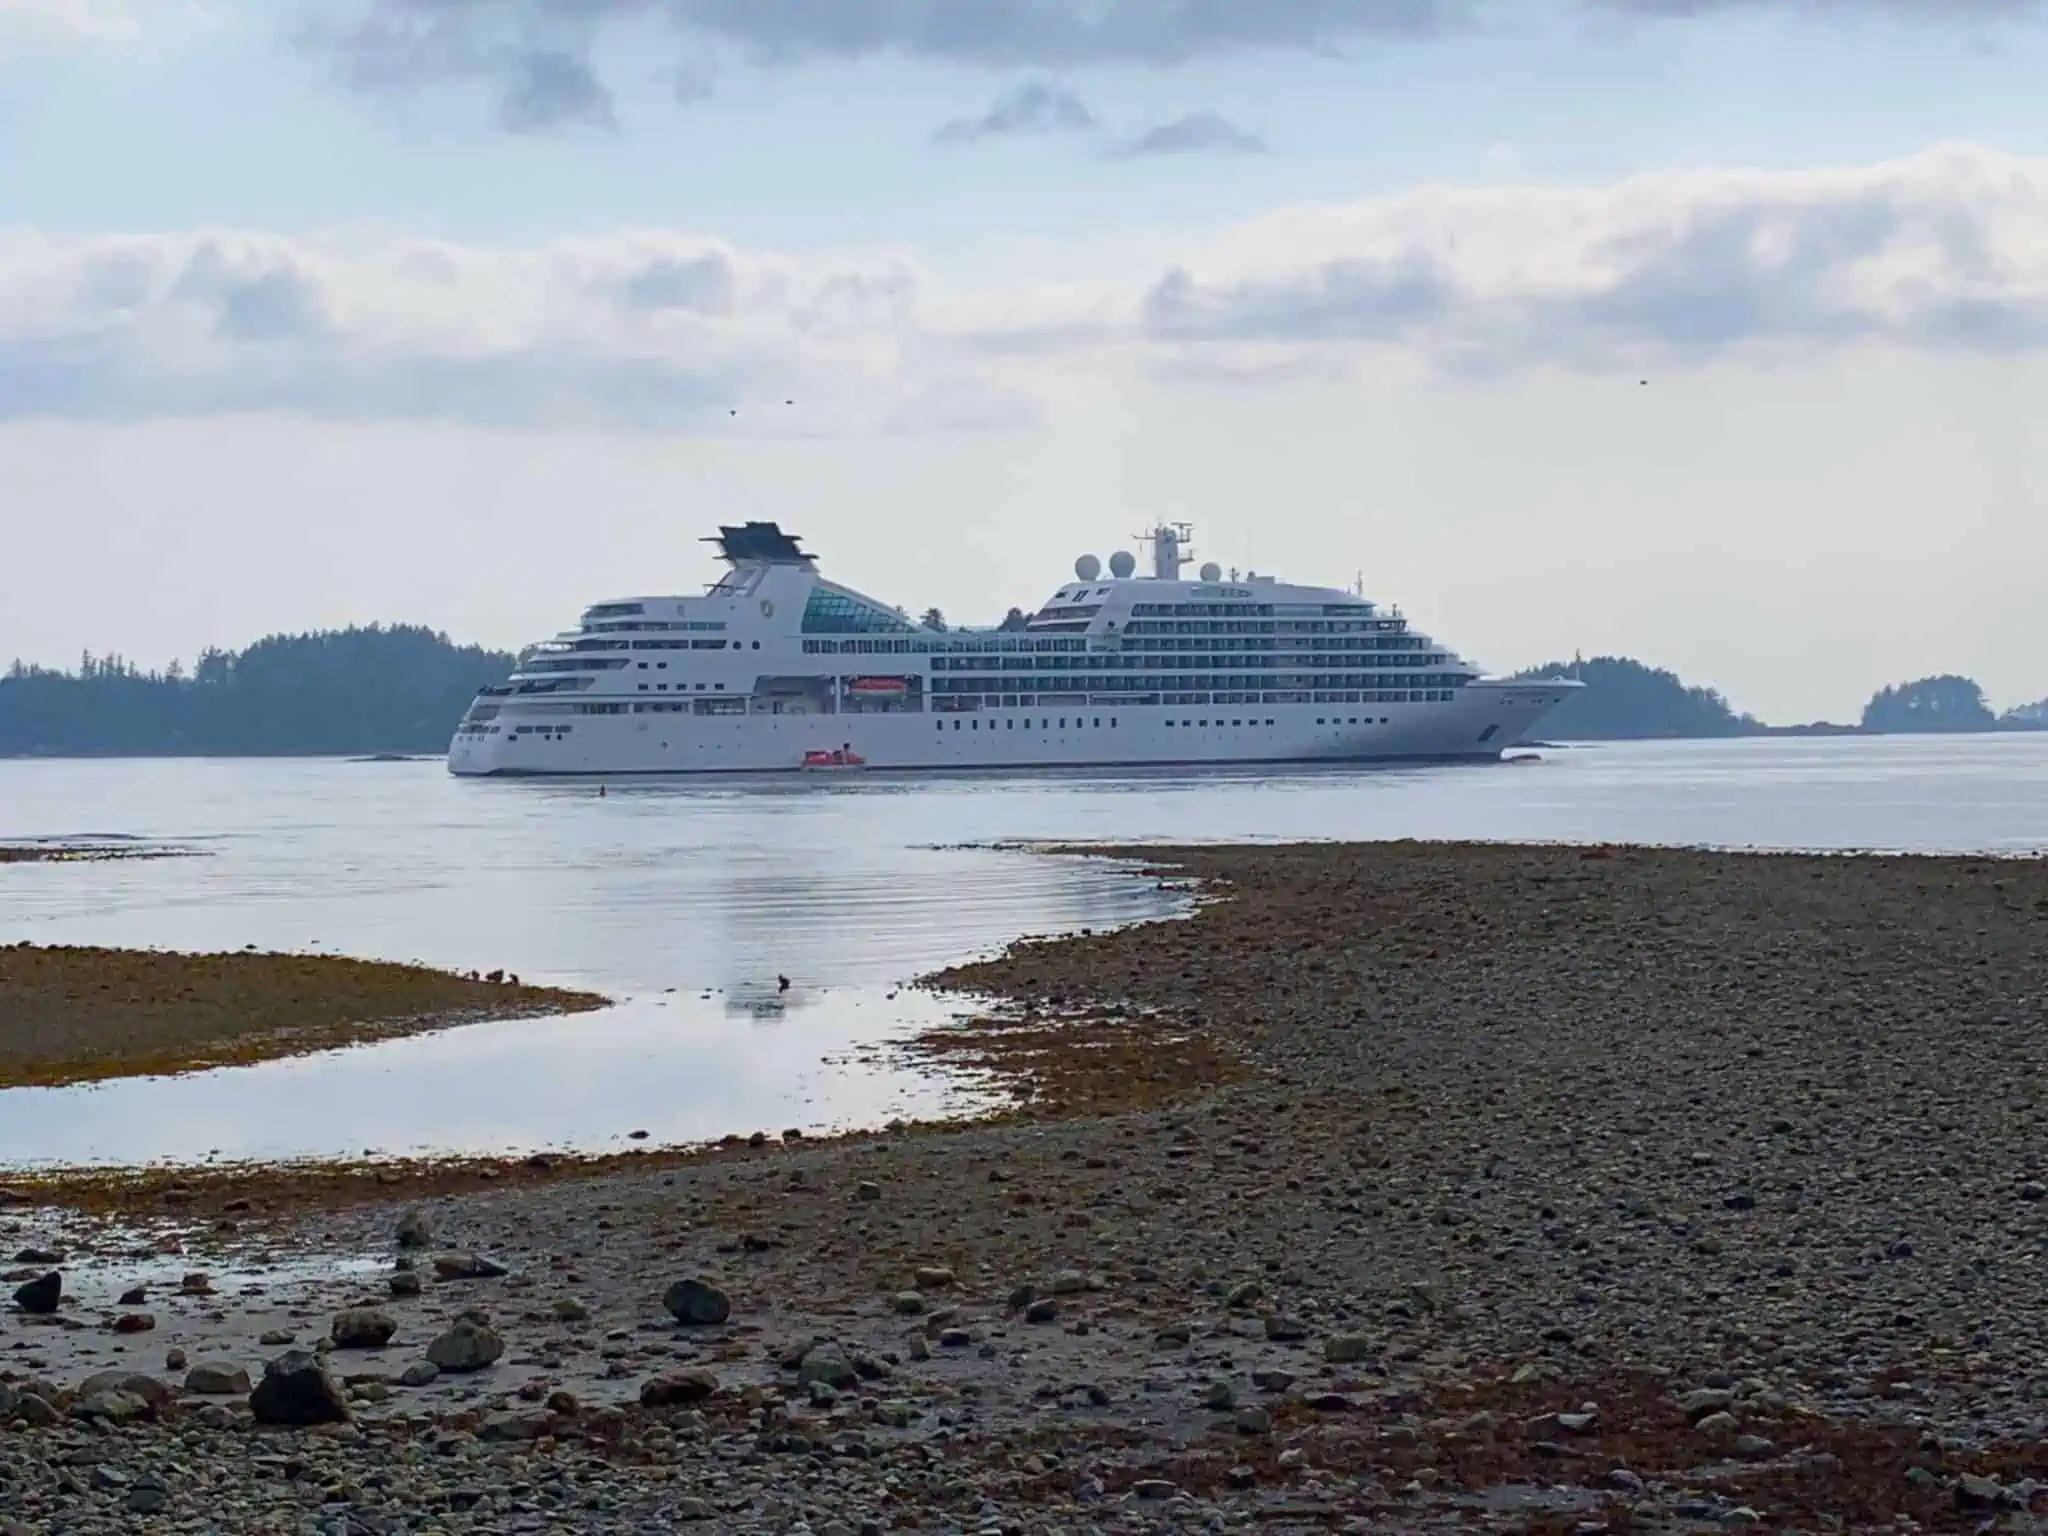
[4, 841, 2048, 1533]
[0, 945, 608, 1088]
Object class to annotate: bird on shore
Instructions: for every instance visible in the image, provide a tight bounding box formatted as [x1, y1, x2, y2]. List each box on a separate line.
[777, 974, 791, 992]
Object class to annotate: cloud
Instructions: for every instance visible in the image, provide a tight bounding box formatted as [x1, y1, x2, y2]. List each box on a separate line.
[1131, 143, 2048, 375]
[496, 47, 616, 132]
[298, 1, 2048, 128]
[7, 145, 2048, 430]
[933, 81, 1095, 143]
[1116, 112, 1267, 158]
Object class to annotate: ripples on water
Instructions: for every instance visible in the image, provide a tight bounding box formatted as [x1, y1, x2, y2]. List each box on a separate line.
[2, 736, 2044, 1168]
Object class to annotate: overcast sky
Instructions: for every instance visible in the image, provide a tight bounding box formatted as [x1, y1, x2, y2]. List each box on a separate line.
[6, 0, 2048, 722]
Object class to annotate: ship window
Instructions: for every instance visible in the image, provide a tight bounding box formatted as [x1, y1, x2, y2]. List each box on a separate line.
[953, 720, 961, 730]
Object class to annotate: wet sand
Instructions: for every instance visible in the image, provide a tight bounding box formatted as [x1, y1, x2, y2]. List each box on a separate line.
[4, 841, 2048, 1533]
[0, 944, 609, 1089]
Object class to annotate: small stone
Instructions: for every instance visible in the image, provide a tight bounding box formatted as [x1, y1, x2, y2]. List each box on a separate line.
[118, 1285, 147, 1306]
[1695, 1411, 1740, 1442]
[179, 1273, 213, 1296]
[396, 1208, 432, 1248]
[332, 1307, 397, 1348]
[553, 1295, 589, 1321]
[164, 1347, 187, 1371]
[258, 1329, 295, 1346]
[1324, 1334, 1372, 1364]
[914, 1266, 955, 1289]
[546, 1388, 579, 1414]
[856, 1180, 882, 1201]
[1132, 1479, 1178, 1500]
[1251, 1368, 1296, 1392]
[1049, 1269, 1086, 1295]
[1224, 1279, 1262, 1309]
[663, 1277, 732, 1325]
[185, 1362, 251, 1395]
[1735, 1433, 1775, 1459]
[1025, 1298, 1059, 1325]
[892, 1290, 927, 1315]
[425, 1319, 504, 1373]
[112, 1311, 155, 1334]
[1236, 1406, 1272, 1434]
[1264, 1314, 1308, 1342]
[398, 1361, 440, 1387]
[480, 1409, 549, 1442]
[249, 1350, 350, 1426]
[1201, 1381, 1236, 1410]
[641, 1367, 719, 1407]
[937, 1328, 972, 1349]
[389, 1271, 422, 1298]
[1226, 1465, 1258, 1489]
[126, 1486, 169, 1516]
[433, 1251, 508, 1280]
[11, 1271, 60, 1314]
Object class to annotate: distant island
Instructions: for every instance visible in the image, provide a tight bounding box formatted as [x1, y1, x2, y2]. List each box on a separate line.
[1516, 657, 2048, 740]
[1, 627, 514, 758]
[1, 629, 2041, 758]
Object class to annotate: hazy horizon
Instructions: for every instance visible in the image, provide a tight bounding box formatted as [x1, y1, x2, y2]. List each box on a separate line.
[8, 2, 2048, 724]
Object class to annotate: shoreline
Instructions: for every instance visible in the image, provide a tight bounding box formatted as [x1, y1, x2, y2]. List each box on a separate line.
[4, 841, 2048, 1531]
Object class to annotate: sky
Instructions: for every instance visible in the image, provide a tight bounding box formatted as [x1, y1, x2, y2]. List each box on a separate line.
[5, 1, 2048, 723]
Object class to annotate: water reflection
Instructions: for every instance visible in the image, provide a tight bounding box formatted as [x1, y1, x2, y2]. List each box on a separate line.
[0, 991, 991, 1170]
[2, 738, 2045, 1169]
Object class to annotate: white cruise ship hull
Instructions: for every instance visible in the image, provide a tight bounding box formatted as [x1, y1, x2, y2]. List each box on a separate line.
[447, 680, 1568, 777]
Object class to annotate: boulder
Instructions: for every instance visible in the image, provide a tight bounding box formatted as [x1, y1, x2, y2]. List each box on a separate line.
[640, 1368, 720, 1407]
[184, 1362, 251, 1396]
[249, 1350, 350, 1426]
[71, 1390, 149, 1425]
[12, 1271, 60, 1314]
[796, 1342, 858, 1390]
[77, 1370, 170, 1417]
[433, 1252, 509, 1280]
[425, 1319, 504, 1373]
[663, 1277, 731, 1326]
[331, 1308, 398, 1348]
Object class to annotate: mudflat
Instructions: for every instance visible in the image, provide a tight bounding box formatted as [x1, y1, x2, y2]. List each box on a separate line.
[0, 944, 609, 1087]
[3, 842, 2047, 1534]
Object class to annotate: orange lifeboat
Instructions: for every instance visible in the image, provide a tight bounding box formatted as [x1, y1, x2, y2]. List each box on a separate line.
[802, 747, 867, 769]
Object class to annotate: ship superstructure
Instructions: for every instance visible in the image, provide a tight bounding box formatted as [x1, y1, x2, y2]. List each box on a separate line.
[447, 522, 1578, 775]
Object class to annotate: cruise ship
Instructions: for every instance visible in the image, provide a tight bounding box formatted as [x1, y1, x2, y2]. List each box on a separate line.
[447, 522, 1580, 776]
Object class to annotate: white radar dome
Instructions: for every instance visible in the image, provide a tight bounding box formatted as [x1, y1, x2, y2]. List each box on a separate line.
[1074, 553, 1102, 582]
[1199, 561, 1222, 583]
[1108, 550, 1137, 579]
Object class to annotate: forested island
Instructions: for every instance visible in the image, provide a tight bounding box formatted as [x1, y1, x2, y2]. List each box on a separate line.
[1516, 657, 2048, 740]
[1, 629, 2042, 757]
[0, 627, 514, 758]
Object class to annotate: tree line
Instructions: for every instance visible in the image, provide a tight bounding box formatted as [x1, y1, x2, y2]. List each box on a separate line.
[3, 628, 2043, 757]
[0, 626, 515, 757]
[1514, 658, 2048, 739]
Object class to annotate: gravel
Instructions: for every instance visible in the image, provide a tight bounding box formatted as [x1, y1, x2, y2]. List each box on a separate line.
[3, 841, 2046, 1531]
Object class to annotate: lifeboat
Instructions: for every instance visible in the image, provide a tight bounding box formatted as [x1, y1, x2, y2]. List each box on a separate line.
[802, 747, 867, 769]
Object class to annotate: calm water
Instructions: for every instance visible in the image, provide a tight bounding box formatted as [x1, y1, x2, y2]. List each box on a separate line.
[3, 735, 2045, 1169]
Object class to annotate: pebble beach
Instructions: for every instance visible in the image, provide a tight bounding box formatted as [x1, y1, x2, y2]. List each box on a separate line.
[4, 840, 2048, 1533]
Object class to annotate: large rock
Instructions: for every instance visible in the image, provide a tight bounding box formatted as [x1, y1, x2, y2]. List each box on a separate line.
[12, 1271, 60, 1314]
[184, 1362, 251, 1396]
[71, 1390, 149, 1425]
[796, 1342, 858, 1390]
[395, 1208, 432, 1249]
[249, 1350, 350, 1426]
[640, 1367, 719, 1407]
[331, 1307, 398, 1348]
[77, 1371, 171, 1417]
[425, 1319, 504, 1373]
[663, 1277, 731, 1326]
[433, 1252, 508, 1280]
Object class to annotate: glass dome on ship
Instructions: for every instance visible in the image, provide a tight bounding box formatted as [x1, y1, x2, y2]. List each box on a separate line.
[447, 521, 1579, 776]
